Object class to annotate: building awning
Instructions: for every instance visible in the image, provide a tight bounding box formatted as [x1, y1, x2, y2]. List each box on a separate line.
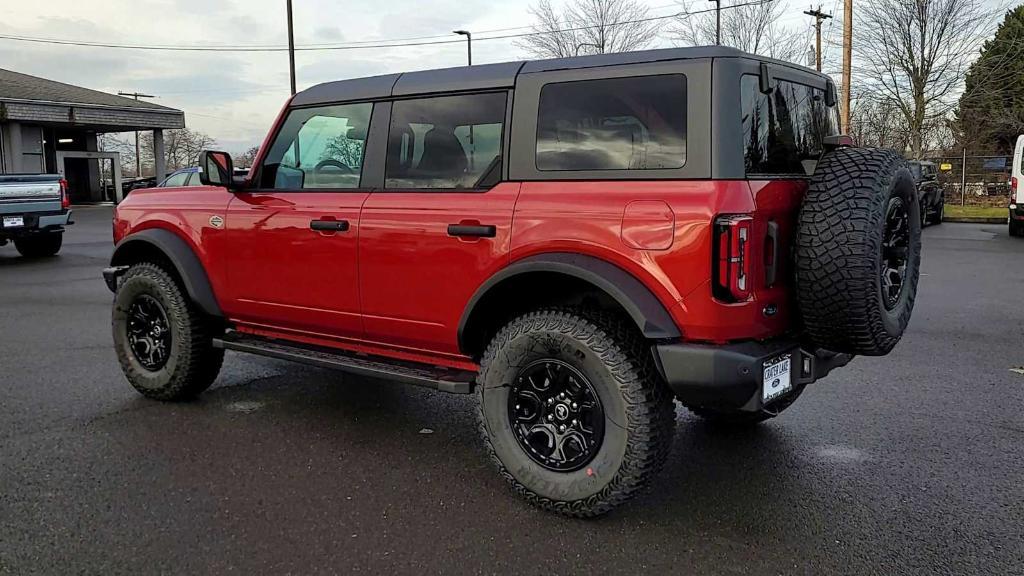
[0, 68, 184, 132]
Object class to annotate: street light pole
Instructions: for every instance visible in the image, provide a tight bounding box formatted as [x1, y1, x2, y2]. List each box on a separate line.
[287, 0, 296, 95]
[710, 0, 721, 45]
[454, 30, 472, 65]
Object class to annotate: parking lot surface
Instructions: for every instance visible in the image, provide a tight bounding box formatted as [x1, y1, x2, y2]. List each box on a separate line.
[1, 206, 1022, 575]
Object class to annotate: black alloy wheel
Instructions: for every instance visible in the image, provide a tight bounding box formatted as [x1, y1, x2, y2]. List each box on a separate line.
[881, 196, 911, 311]
[508, 359, 605, 472]
[126, 294, 172, 371]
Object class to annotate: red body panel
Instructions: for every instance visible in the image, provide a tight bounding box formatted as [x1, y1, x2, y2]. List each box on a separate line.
[221, 191, 368, 338]
[358, 183, 520, 356]
[113, 175, 807, 368]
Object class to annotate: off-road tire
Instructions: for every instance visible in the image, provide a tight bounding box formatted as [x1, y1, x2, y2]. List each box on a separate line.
[686, 385, 805, 427]
[112, 262, 224, 401]
[476, 308, 675, 518]
[14, 233, 63, 258]
[795, 147, 921, 356]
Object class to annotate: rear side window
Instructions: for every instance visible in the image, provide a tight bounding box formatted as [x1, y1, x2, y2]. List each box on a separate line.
[535, 74, 687, 171]
[385, 92, 507, 190]
[742, 76, 837, 176]
[259, 102, 373, 189]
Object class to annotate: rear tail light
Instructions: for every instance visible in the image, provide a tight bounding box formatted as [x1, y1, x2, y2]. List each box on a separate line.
[1013, 177, 1018, 194]
[713, 215, 753, 302]
[59, 178, 70, 210]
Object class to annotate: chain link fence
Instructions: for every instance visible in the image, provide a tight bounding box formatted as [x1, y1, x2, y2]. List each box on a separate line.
[924, 153, 1014, 208]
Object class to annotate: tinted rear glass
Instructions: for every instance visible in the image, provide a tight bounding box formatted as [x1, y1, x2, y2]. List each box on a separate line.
[741, 75, 838, 176]
[536, 74, 687, 171]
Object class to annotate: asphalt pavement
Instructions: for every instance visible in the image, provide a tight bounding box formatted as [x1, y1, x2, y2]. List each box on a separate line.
[1, 206, 1022, 575]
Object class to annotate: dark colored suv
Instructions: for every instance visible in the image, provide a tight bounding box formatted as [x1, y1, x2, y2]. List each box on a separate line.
[103, 47, 921, 517]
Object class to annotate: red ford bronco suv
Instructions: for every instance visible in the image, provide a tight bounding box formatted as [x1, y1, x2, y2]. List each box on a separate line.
[103, 47, 921, 517]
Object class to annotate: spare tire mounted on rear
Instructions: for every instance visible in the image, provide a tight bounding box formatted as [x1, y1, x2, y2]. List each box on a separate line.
[795, 147, 921, 356]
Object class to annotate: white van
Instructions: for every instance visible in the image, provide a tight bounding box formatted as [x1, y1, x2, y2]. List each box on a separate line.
[1010, 135, 1024, 236]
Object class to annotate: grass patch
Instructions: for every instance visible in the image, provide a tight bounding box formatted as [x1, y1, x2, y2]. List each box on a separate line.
[943, 205, 1008, 219]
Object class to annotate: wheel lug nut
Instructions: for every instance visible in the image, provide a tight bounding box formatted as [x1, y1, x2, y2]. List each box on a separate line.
[571, 402, 578, 409]
[548, 415, 554, 421]
[559, 425, 566, 432]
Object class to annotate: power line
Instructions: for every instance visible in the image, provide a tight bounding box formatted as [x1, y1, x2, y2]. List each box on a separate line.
[0, 0, 776, 53]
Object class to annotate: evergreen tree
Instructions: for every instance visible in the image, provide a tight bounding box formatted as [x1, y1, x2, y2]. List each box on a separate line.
[958, 5, 1024, 153]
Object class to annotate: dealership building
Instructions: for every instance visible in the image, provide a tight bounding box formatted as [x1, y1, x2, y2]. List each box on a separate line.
[0, 68, 184, 203]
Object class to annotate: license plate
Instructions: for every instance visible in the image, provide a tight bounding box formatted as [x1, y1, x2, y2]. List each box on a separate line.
[3, 216, 24, 228]
[762, 355, 793, 403]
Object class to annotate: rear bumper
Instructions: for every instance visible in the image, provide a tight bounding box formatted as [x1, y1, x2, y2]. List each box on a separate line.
[652, 339, 853, 412]
[0, 209, 71, 238]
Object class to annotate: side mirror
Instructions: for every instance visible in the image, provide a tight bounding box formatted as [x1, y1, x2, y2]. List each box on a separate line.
[198, 150, 234, 188]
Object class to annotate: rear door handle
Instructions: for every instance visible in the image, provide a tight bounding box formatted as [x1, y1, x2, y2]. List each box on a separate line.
[310, 219, 349, 232]
[447, 224, 496, 238]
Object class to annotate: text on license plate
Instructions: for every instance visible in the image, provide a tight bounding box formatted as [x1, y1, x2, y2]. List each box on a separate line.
[3, 216, 24, 228]
[762, 355, 793, 403]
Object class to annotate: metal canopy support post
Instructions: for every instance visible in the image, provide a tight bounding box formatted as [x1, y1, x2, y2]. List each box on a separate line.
[153, 129, 166, 183]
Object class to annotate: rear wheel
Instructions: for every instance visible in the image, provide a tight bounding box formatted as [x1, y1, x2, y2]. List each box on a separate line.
[112, 262, 224, 401]
[1011, 219, 1024, 237]
[477, 308, 674, 518]
[14, 233, 63, 258]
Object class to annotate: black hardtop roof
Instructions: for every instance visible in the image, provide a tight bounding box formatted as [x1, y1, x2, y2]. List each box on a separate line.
[290, 46, 827, 107]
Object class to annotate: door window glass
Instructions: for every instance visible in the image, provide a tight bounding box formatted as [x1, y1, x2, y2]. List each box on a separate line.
[260, 102, 372, 189]
[185, 171, 204, 186]
[535, 74, 687, 171]
[385, 92, 506, 189]
[742, 76, 838, 175]
[161, 171, 189, 187]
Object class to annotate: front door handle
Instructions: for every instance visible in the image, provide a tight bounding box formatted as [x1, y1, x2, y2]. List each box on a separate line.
[310, 219, 349, 232]
[447, 224, 496, 238]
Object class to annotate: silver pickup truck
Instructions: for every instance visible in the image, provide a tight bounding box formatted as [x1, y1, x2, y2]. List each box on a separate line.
[0, 174, 72, 257]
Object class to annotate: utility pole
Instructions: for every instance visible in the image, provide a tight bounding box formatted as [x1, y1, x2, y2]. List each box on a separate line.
[453, 30, 472, 65]
[117, 91, 155, 178]
[803, 6, 832, 72]
[841, 0, 853, 134]
[286, 0, 296, 95]
[710, 0, 722, 45]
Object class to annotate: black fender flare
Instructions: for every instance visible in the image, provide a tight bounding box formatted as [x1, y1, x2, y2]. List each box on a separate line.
[109, 228, 223, 317]
[457, 253, 681, 354]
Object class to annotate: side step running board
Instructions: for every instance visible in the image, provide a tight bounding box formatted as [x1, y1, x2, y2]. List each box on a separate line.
[213, 332, 476, 394]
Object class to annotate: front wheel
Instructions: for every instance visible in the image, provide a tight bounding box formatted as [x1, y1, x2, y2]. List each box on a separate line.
[14, 233, 62, 258]
[112, 262, 224, 401]
[477, 309, 675, 517]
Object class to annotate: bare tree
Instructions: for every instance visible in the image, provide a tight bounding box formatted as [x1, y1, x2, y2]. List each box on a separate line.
[517, 0, 659, 58]
[236, 145, 261, 168]
[671, 0, 809, 63]
[98, 133, 138, 177]
[140, 128, 218, 173]
[856, 0, 999, 158]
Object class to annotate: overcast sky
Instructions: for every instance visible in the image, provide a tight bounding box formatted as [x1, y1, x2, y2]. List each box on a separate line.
[0, 0, 1010, 153]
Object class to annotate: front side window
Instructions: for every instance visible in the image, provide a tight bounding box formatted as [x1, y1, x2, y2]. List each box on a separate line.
[385, 92, 507, 189]
[161, 171, 189, 187]
[536, 74, 687, 172]
[260, 102, 372, 189]
[742, 76, 838, 176]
